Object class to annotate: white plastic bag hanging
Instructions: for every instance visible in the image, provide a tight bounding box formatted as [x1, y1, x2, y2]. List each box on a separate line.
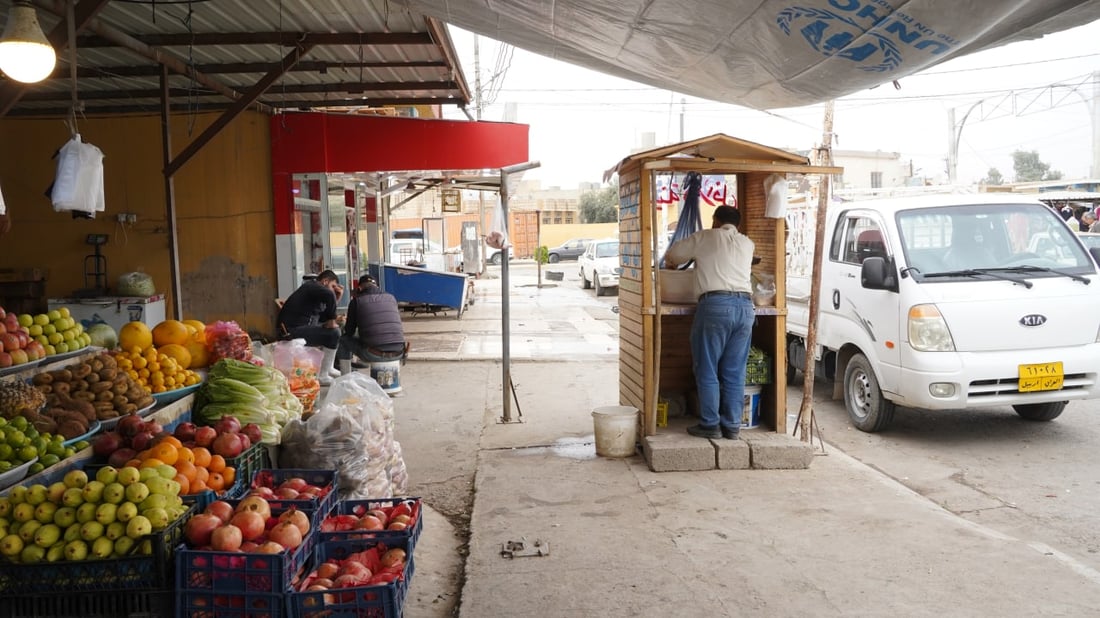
[51, 134, 105, 215]
[763, 173, 788, 219]
[486, 196, 510, 250]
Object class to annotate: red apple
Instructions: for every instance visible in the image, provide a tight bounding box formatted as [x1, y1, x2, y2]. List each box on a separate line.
[193, 426, 217, 448]
[0, 352, 10, 368]
[9, 349, 27, 365]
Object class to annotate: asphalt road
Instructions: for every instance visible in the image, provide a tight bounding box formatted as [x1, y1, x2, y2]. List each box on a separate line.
[791, 375, 1100, 576]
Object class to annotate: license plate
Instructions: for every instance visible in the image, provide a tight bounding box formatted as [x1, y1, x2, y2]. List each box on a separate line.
[1018, 362, 1064, 392]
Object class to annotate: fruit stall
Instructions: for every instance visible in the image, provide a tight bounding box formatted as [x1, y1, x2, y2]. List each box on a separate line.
[0, 303, 420, 617]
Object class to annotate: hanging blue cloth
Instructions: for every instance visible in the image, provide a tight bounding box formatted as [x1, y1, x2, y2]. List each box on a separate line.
[660, 171, 703, 269]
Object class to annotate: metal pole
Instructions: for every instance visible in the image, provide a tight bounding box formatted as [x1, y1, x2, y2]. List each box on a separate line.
[1092, 70, 1100, 179]
[536, 209, 542, 288]
[798, 100, 834, 442]
[498, 162, 540, 423]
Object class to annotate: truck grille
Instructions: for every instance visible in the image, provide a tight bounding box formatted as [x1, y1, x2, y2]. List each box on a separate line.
[967, 372, 1093, 400]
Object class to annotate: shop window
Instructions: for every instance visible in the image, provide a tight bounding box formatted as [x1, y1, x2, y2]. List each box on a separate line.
[871, 171, 883, 189]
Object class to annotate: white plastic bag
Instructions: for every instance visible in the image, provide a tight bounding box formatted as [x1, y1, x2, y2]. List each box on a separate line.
[486, 197, 510, 250]
[763, 173, 787, 219]
[51, 134, 105, 214]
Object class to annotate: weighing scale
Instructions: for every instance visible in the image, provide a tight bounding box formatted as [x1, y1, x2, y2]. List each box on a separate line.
[74, 233, 109, 297]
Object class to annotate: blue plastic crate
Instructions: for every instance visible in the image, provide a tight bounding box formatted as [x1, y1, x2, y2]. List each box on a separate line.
[287, 537, 414, 618]
[319, 497, 424, 550]
[176, 502, 316, 593]
[176, 589, 288, 618]
[0, 503, 195, 594]
[248, 469, 338, 519]
[2, 586, 172, 618]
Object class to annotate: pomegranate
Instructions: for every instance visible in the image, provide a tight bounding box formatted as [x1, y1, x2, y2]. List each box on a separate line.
[279, 477, 309, 493]
[214, 416, 242, 435]
[230, 511, 267, 542]
[268, 522, 303, 550]
[130, 431, 156, 452]
[174, 422, 197, 443]
[93, 432, 124, 458]
[107, 447, 137, 469]
[184, 513, 223, 547]
[315, 562, 340, 580]
[235, 495, 272, 520]
[253, 541, 285, 554]
[210, 525, 243, 551]
[117, 414, 146, 438]
[212, 432, 244, 458]
[354, 515, 383, 531]
[380, 548, 406, 568]
[278, 508, 310, 536]
[366, 509, 388, 526]
[193, 426, 217, 447]
[241, 423, 263, 445]
[204, 501, 235, 524]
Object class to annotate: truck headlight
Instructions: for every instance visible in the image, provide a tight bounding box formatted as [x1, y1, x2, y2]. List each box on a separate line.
[908, 304, 956, 352]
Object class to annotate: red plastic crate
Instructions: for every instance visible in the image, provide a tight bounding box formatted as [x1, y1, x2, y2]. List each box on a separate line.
[287, 537, 413, 618]
[176, 503, 315, 593]
[248, 469, 338, 519]
[319, 497, 423, 550]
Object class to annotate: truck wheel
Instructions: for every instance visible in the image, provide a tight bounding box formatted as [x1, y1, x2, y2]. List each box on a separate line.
[785, 339, 801, 384]
[594, 277, 604, 296]
[843, 353, 895, 432]
[581, 270, 591, 289]
[1013, 402, 1065, 421]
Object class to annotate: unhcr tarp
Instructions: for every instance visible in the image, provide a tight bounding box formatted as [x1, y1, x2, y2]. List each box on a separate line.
[397, 0, 1100, 109]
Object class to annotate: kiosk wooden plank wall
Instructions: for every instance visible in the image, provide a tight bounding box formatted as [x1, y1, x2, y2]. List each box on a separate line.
[611, 135, 840, 442]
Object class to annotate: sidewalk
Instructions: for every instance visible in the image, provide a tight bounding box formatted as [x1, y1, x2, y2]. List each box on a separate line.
[391, 266, 1100, 617]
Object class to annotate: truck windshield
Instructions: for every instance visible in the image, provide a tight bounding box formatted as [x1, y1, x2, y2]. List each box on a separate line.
[897, 204, 1095, 279]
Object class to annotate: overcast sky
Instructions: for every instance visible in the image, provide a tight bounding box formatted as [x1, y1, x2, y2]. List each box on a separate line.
[444, 20, 1100, 189]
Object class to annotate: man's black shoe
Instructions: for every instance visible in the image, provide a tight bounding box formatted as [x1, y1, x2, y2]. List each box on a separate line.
[351, 360, 369, 369]
[686, 424, 721, 439]
[721, 428, 740, 440]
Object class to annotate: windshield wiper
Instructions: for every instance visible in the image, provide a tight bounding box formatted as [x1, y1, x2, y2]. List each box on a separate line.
[921, 268, 1033, 288]
[994, 265, 1091, 285]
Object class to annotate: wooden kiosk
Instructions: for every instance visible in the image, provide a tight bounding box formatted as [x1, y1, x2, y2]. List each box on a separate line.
[611, 134, 840, 440]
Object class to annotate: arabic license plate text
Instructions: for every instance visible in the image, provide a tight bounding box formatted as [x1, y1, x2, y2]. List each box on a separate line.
[1018, 362, 1064, 392]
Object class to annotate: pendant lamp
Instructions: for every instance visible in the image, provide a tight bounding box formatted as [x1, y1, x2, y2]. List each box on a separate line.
[0, 2, 56, 84]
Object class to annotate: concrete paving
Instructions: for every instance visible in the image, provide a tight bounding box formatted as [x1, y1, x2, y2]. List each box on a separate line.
[387, 264, 1100, 617]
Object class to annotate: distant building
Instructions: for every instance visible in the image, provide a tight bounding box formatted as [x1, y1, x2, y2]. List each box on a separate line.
[831, 149, 912, 190]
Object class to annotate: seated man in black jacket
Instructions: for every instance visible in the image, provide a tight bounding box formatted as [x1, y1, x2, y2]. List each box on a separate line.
[337, 274, 408, 374]
[276, 269, 344, 384]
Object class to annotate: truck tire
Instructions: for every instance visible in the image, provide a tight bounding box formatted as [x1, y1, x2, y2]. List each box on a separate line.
[594, 276, 604, 296]
[580, 269, 591, 289]
[786, 338, 802, 384]
[1013, 402, 1065, 422]
[843, 353, 895, 432]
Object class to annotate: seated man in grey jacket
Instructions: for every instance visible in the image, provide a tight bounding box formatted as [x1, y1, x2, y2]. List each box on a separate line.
[337, 274, 408, 374]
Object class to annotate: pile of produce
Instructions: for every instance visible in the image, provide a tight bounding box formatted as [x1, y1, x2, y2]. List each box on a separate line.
[298, 542, 408, 592]
[204, 321, 254, 366]
[92, 414, 258, 497]
[19, 308, 92, 357]
[182, 495, 309, 554]
[0, 464, 188, 564]
[112, 320, 204, 394]
[0, 306, 47, 367]
[0, 415, 85, 477]
[319, 499, 418, 534]
[194, 359, 304, 445]
[32, 352, 154, 423]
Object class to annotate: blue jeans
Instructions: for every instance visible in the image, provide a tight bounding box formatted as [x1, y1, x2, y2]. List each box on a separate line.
[690, 294, 755, 434]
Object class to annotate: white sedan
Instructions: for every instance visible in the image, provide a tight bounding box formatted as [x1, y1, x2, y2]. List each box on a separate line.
[579, 239, 620, 296]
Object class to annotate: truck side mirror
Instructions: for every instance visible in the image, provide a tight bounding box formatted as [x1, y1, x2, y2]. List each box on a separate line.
[861, 256, 898, 292]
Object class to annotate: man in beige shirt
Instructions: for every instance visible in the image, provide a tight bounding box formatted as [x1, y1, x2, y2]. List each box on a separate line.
[665, 205, 755, 440]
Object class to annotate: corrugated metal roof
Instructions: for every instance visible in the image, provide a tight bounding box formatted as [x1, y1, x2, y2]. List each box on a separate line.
[0, 0, 471, 117]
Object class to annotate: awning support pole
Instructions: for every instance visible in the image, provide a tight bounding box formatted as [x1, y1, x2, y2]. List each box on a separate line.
[499, 161, 540, 424]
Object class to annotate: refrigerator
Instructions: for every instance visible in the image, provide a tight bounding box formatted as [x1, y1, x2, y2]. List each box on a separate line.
[48, 294, 167, 333]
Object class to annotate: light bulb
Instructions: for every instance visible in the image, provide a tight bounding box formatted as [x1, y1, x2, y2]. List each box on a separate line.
[0, 3, 56, 84]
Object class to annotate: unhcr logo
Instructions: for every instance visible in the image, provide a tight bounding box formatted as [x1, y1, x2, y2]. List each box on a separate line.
[777, 1, 958, 73]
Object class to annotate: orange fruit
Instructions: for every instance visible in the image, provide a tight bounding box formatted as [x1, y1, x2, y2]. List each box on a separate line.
[139, 457, 165, 469]
[190, 478, 207, 493]
[221, 467, 236, 486]
[183, 319, 207, 343]
[173, 474, 190, 495]
[119, 322, 153, 353]
[208, 455, 226, 474]
[160, 436, 183, 449]
[174, 460, 198, 482]
[158, 343, 192, 370]
[152, 320, 192, 347]
[125, 458, 142, 469]
[207, 473, 225, 492]
[183, 339, 209, 369]
[193, 466, 209, 484]
[176, 447, 195, 465]
[150, 443, 178, 465]
[192, 447, 212, 468]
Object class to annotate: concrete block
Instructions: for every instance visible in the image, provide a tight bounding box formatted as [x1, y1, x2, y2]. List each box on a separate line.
[642, 432, 716, 472]
[741, 429, 814, 469]
[715, 438, 751, 469]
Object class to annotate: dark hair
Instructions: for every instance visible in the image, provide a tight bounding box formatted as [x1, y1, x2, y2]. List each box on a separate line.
[358, 274, 377, 288]
[713, 205, 741, 226]
[317, 269, 338, 282]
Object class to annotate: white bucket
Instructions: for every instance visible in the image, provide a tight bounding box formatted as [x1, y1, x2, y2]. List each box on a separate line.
[591, 405, 639, 458]
[370, 359, 402, 395]
[742, 385, 763, 428]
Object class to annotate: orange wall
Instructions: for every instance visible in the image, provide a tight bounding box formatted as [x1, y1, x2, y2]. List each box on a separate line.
[0, 111, 277, 335]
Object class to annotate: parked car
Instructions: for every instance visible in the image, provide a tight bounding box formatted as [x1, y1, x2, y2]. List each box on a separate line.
[579, 238, 620, 296]
[1076, 232, 1100, 251]
[547, 238, 593, 263]
[389, 238, 442, 264]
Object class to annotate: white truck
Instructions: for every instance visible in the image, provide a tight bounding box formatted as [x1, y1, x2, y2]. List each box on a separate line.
[786, 193, 1100, 432]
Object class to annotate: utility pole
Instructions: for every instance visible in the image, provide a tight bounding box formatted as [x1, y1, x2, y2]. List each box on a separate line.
[474, 35, 487, 273]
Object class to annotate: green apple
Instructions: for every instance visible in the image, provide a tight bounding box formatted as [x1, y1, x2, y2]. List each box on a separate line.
[42, 324, 56, 336]
[32, 314, 49, 326]
[90, 536, 113, 559]
[64, 539, 88, 561]
[28, 324, 42, 337]
[33, 523, 61, 548]
[95, 503, 118, 525]
[102, 482, 126, 505]
[16, 314, 33, 328]
[125, 515, 152, 540]
[81, 480, 105, 503]
[61, 487, 85, 508]
[75, 502, 98, 524]
[56, 341, 69, 354]
[33, 502, 58, 524]
[46, 310, 61, 322]
[52, 506, 77, 528]
[79, 521, 104, 542]
[117, 466, 141, 486]
[95, 466, 118, 485]
[124, 482, 149, 504]
[115, 502, 138, 523]
[104, 521, 126, 541]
